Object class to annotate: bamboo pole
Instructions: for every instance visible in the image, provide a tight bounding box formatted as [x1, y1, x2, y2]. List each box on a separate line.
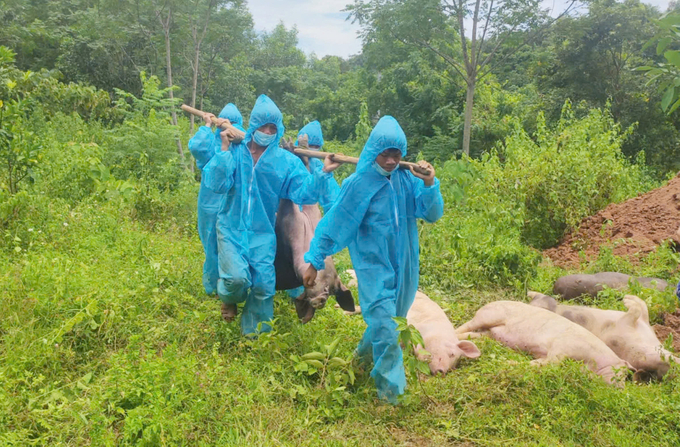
[293, 149, 432, 176]
[181, 104, 432, 176]
[181, 104, 245, 142]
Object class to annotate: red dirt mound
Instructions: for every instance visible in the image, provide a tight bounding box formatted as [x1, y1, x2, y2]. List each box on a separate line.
[544, 173, 680, 268]
[654, 310, 680, 353]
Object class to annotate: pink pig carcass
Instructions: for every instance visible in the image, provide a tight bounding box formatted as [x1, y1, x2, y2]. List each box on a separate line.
[529, 291, 679, 380]
[406, 291, 481, 375]
[456, 301, 633, 385]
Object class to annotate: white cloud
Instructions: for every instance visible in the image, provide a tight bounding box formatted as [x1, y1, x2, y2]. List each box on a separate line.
[247, 0, 672, 59]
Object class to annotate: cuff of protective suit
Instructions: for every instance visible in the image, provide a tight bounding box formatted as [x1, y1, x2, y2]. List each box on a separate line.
[304, 251, 326, 271]
[423, 177, 440, 189]
[213, 149, 231, 161]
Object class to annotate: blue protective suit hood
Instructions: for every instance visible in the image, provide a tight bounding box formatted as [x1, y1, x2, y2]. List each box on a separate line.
[218, 103, 243, 126]
[357, 116, 407, 174]
[244, 94, 285, 150]
[214, 103, 245, 143]
[296, 120, 324, 148]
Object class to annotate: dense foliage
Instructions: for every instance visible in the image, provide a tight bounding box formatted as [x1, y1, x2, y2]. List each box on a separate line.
[1, 0, 679, 174]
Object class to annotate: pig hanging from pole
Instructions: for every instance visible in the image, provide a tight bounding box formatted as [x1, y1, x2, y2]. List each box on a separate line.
[274, 130, 355, 323]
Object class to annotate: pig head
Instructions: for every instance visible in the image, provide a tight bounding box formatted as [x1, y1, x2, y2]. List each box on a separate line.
[529, 291, 679, 380]
[407, 291, 480, 374]
[553, 272, 669, 300]
[274, 199, 355, 323]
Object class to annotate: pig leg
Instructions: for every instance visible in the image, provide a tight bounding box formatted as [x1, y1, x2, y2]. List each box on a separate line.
[530, 357, 556, 366]
[619, 295, 643, 327]
[456, 306, 507, 335]
[335, 303, 362, 316]
[456, 331, 486, 339]
[622, 295, 649, 325]
[528, 291, 558, 312]
[660, 349, 680, 365]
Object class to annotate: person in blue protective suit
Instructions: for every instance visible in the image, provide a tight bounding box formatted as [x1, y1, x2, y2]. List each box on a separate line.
[188, 103, 244, 297]
[202, 94, 341, 336]
[284, 120, 342, 300]
[294, 120, 340, 213]
[302, 116, 443, 403]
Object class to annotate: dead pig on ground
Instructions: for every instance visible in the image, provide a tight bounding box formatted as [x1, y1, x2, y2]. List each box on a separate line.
[456, 300, 633, 386]
[553, 272, 668, 300]
[529, 291, 679, 380]
[407, 291, 481, 375]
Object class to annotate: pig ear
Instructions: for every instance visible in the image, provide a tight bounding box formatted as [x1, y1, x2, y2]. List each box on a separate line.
[457, 340, 481, 359]
[333, 287, 356, 312]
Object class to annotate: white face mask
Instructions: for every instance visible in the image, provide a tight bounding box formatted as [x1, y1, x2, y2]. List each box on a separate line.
[373, 162, 393, 177]
[253, 130, 277, 147]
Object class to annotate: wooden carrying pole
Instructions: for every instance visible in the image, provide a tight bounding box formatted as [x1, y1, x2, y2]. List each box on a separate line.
[293, 148, 432, 177]
[182, 104, 432, 176]
[181, 104, 246, 142]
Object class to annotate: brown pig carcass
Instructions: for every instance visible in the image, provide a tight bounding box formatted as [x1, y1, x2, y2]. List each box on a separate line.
[406, 291, 481, 375]
[553, 272, 668, 300]
[528, 291, 679, 380]
[456, 301, 633, 385]
[274, 199, 355, 323]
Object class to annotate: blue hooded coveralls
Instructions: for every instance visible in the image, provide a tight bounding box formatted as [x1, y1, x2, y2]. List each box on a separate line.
[188, 103, 244, 295]
[295, 120, 340, 213]
[287, 120, 341, 299]
[304, 116, 444, 403]
[203, 95, 332, 335]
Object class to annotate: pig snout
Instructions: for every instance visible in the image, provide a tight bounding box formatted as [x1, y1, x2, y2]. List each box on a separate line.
[428, 355, 456, 375]
[308, 286, 330, 309]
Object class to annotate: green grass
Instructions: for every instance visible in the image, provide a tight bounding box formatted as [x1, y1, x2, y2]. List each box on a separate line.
[2, 195, 680, 446]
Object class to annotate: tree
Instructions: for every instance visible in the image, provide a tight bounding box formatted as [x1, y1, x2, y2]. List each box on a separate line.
[349, 0, 577, 156]
[182, 0, 215, 135]
[148, 0, 184, 162]
[537, 0, 676, 172]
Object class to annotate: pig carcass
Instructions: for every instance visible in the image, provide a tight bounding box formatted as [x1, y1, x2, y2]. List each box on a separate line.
[274, 199, 355, 323]
[553, 272, 668, 300]
[528, 291, 679, 380]
[407, 291, 481, 374]
[456, 301, 633, 385]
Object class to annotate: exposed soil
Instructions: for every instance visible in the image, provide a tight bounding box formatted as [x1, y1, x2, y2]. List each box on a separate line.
[654, 310, 680, 353]
[544, 173, 680, 268]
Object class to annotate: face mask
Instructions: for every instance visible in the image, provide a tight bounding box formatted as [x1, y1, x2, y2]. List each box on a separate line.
[253, 130, 277, 147]
[373, 162, 393, 177]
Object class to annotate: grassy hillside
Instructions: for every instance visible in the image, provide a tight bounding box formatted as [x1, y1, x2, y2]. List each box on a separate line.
[2, 188, 680, 446]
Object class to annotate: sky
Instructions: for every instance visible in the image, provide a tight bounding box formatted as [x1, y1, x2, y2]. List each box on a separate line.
[247, 0, 673, 59]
